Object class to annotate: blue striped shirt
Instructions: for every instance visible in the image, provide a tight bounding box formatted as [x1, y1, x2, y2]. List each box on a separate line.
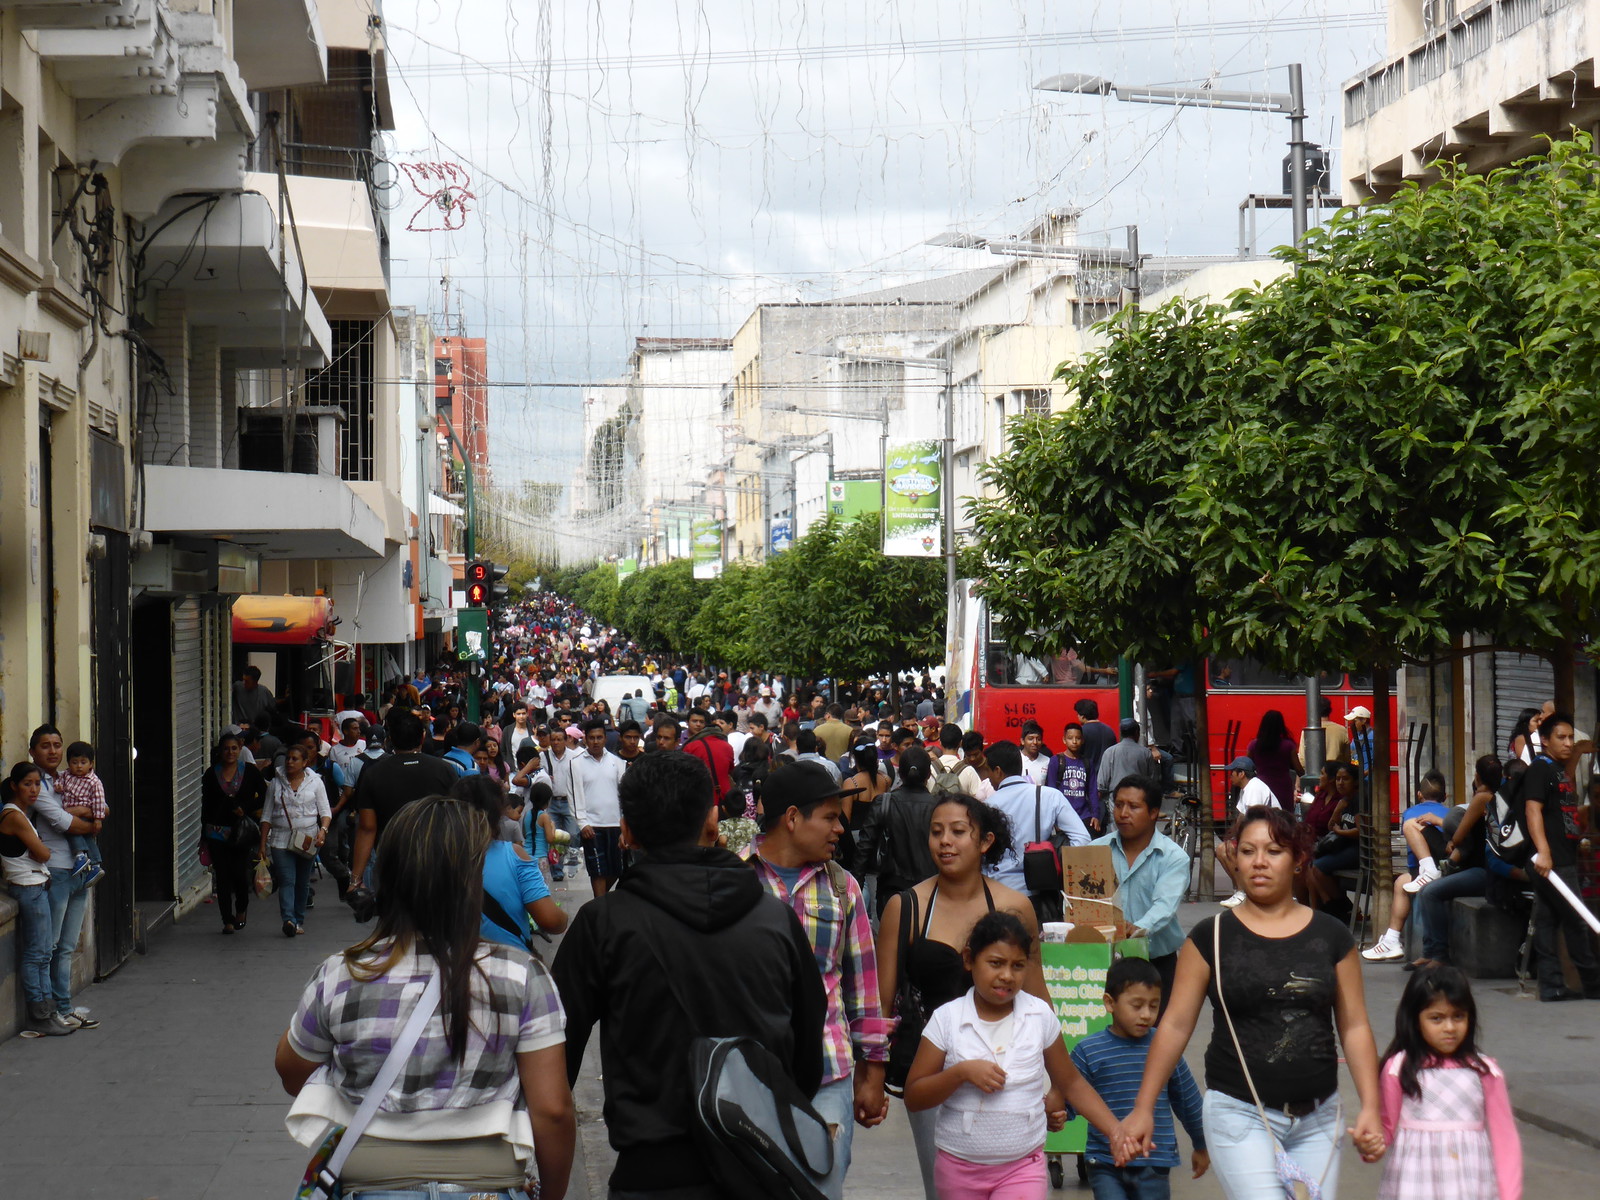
[1070, 1028, 1206, 1167]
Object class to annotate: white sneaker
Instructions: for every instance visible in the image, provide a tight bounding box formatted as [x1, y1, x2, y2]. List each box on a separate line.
[1403, 866, 1440, 894]
[1362, 939, 1405, 962]
[1220, 890, 1246, 909]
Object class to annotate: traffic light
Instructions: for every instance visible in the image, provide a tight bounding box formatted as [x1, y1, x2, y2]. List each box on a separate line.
[463, 560, 509, 608]
[465, 560, 489, 607]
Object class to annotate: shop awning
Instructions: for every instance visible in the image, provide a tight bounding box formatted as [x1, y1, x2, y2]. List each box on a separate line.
[232, 594, 334, 645]
[428, 492, 465, 517]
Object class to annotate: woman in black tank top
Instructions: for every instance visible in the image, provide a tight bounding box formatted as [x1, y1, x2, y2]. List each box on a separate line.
[875, 794, 1053, 1200]
[2, 764, 69, 1036]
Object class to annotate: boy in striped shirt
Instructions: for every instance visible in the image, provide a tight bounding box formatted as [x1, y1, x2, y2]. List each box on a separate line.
[1071, 958, 1208, 1198]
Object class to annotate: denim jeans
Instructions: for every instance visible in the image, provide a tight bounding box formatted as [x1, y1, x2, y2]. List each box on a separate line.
[811, 1076, 856, 1200]
[45, 866, 91, 1014]
[1202, 1089, 1342, 1200]
[1415, 866, 1488, 961]
[1087, 1162, 1172, 1200]
[271, 846, 315, 926]
[8, 880, 53, 1005]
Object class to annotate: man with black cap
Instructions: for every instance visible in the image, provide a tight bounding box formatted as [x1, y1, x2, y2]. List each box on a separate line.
[745, 761, 892, 1200]
[553, 751, 825, 1200]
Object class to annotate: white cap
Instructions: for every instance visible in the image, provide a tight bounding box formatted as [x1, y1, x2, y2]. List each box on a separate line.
[1345, 705, 1373, 722]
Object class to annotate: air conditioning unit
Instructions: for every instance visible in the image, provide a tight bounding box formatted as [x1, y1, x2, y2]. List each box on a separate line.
[132, 542, 261, 595]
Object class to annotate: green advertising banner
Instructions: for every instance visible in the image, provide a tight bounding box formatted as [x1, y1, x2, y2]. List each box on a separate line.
[883, 440, 942, 557]
[615, 557, 638, 583]
[1041, 940, 1113, 1155]
[691, 519, 722, 579]
[827, 477, 881, 520]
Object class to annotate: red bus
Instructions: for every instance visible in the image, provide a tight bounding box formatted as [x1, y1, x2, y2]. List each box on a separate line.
[950, 589, 1399, 818]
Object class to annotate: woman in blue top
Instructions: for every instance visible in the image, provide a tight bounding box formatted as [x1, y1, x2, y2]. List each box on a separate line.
[452, 776, 567, 949]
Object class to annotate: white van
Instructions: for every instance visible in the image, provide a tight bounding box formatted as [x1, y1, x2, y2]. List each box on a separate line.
[592, 674, 655, 721]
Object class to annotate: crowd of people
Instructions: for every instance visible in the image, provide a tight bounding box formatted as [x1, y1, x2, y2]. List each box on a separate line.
[11, 587, 1571, 1199]
[210, 593, 1568, 1199]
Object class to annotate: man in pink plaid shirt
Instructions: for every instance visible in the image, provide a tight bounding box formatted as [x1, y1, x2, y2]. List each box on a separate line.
[746, 760, 895, 1200]
[58, 741, 108, 885]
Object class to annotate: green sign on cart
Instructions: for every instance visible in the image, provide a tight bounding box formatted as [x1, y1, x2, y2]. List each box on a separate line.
[1041, 938, 1149, 1156]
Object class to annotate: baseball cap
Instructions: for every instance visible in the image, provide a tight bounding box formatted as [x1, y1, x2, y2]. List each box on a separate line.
[1226, 755, 1255, 774]
[762, 761, 863, 813]
[1345, 705, 1373, 722]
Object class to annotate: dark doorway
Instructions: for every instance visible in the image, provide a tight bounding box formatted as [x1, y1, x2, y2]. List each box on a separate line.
[90, 531, 135, 975]
[130, 603, 174, 906]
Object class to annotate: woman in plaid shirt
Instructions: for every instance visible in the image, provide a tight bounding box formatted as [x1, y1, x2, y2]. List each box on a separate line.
[274, 795, 576, 1199]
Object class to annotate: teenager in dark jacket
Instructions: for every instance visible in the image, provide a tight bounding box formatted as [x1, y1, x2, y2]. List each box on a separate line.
[551, 750, 826, 1199]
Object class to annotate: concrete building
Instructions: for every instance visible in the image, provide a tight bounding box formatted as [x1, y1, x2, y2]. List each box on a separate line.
[632, 337, 731, 565]
[724, 269, 1002, 563]
[0, 0, 442, 1042]
[1342, 0, 1600, 200]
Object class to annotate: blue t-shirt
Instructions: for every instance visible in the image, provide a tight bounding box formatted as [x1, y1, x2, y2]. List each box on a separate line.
[480, 840, 550, 950]
[443, 747, 478, 777]
[1070, 1028, 1205, 1167]
[1400, 801, 1448, 873]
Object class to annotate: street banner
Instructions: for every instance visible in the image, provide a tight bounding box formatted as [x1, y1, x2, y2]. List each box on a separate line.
[1041, 940, 1112, 1155]
[615, 557, 638, 583]
[692, 519, 722, 579]
[883, 440, 942, 556]
[770, 518, 793, 555]
[827, 477, 881, 520]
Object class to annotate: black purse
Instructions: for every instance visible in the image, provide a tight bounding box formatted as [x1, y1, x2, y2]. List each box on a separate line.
[884, 889, 927, 1096]
[228, 815, 261, 852]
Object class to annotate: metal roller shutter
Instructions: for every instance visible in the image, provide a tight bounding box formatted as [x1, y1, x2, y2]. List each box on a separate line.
[1493, 651, 1554, 758]
[171, 600, 208, 896]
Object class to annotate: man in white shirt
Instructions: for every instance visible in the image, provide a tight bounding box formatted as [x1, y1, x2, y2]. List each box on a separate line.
[715, 710, 749, 760]
[1019, 721, 1052, 784]
[980, 740, 1090, 923]
[543, 727, 582, 881]
[1219, 754, 1279, 909]
[573, 718, 629, 898]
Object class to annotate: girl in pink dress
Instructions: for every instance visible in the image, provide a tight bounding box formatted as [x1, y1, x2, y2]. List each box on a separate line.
[1379, 965, 1521, 1200]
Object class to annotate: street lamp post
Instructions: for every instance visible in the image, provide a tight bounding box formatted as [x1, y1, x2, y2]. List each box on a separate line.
[1035, 63, 1324, 781]
[1035, 65, 1311, 260]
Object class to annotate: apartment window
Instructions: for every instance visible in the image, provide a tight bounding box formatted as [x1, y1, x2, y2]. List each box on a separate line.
[1013, 389, 1051, 418]
[305, 319, 376, 481]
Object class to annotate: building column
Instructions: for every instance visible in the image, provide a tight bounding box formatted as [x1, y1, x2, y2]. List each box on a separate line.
[218, 350, 240, 469]
[47, 397, 92, 743]
[188, 325, 221, 468]
[145, 291, 190, 465]
[0, 364, 46, 762]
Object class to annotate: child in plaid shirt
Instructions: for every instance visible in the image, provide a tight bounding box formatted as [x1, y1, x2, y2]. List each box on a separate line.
[58, 742, 107, 886]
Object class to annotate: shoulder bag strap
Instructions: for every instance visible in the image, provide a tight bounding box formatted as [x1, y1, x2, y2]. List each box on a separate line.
[896, 888, 919, 1013]
[1211, 915, 1280, 1143]
[981, 877, 996, 913]
[1035, 784, 1043, 843]
[318, 969, 442, 1189]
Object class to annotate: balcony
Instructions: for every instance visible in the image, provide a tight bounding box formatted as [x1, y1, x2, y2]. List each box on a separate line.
[1341, 0, 1600, 199]
[247, 167, 388, 301]
[142, 463, 386, 560]
[233, 0, 328, 90]
[136, 189, 332, 366]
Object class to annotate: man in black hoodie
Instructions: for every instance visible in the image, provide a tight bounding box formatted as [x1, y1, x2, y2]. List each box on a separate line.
[552, 750, 826, 1199]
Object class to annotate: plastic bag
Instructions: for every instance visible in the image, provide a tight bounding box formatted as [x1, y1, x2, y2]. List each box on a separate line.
[254, 858, 276, 897]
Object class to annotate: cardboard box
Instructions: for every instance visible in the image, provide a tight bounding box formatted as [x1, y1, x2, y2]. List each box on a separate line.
[1060, 845, 1124, 929]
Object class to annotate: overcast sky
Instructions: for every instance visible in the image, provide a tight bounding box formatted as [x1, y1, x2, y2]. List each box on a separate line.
[380, 0, 1389, 491]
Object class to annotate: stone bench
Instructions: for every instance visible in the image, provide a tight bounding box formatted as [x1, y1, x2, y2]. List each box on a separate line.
[1447, 895, 1525, 979]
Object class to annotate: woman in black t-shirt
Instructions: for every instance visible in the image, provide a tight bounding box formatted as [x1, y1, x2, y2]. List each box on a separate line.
[1114, 805, 1387, 1199]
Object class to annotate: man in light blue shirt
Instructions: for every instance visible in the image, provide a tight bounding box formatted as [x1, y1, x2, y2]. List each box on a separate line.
[1092, 774, 1190, 1013]
[981, 740, 1090, 922]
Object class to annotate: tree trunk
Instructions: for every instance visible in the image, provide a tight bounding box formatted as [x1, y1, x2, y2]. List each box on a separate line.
[1371, 663, 1394, 932]
[1194, 668, 1216, 899]
[1552, 641, 1576, 715]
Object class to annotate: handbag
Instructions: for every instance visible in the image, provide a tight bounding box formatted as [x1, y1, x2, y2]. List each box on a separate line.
[228, 815, 261, 852]
[884, 888, 927, 1096]
[1022, 785, 1065, 894]
[294, 970, 442, 1200]
[278, 784, 319, 860]
[1212, 917, 1339, 1200]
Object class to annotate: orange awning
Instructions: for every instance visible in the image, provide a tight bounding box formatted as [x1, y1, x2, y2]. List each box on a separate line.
[231, 595, 334, 646]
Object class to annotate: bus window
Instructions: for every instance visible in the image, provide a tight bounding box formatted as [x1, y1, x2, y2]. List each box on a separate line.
[1210, 659, 1346, 690]
[985, 623, 1115, 688]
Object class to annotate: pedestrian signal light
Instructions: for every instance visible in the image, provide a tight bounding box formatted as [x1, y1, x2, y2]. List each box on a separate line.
[466, 580, 488, 607]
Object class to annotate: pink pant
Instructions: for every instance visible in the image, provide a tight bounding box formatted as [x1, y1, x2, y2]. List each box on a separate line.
[934, 1148, 1047, 1200]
